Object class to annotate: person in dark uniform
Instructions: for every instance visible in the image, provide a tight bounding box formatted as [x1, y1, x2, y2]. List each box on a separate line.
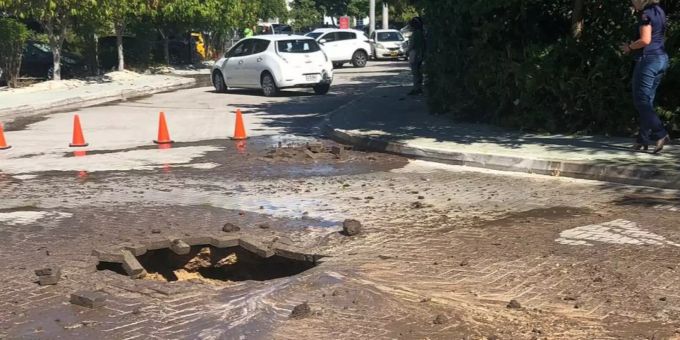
[406, 17, 425, 95]
[621, 0, 670, 154]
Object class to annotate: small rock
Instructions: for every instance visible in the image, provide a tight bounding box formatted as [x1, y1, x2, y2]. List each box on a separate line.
[289, 302, 312, 319]
[151, 228, 161, 234]
[507, 299, 522, 309]
[660, 297, 668, 301]
[433, 314, 447, 325]
[35, 266, 59, 277]
[410, 202, 424, 209]
[574, 302, 582, 309]
[70, 291, 106, 309]
[593, 277, 603, 283]
[532, 328, 542, 334]
[417, 196, 425, 200]
[35, 266, 61, 286]
[258, 223, 270, 229]
[459, 259, 469, 267]
[420, 297, 431, 303]
[342, 219, 362, 236]
[222, 223, 241, 233]
[378, 255, 393, 260]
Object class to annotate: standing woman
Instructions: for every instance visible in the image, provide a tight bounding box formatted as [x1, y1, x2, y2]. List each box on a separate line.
[621, 0, 670, 154]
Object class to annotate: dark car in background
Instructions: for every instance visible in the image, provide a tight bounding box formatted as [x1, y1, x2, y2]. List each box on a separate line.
[21, 41, 87, 79]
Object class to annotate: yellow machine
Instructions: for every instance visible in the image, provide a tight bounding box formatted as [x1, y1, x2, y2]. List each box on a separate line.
[191, 32, 206, 59]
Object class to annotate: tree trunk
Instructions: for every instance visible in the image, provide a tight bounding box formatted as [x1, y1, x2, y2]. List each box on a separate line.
[45, 26, 64, 80]
[159, 29, 170, 65]
[382, 1, 389, 30]
[572, 0, 584, 39]
[116, 22, 125, 71]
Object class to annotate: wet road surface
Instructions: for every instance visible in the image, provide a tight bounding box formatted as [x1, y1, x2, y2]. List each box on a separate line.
[2, 62, 680, 339]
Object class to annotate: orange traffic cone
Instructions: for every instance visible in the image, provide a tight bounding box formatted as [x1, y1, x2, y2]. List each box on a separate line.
[0, 122, 11, 150]
[154, 112, 174, 144]
[69, 114, 88, 147]
[231, 109, 248, 140]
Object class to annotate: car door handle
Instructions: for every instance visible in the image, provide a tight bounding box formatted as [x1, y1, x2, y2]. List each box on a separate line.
[257, 57, 263, 62]
[238, 60, 244, 64]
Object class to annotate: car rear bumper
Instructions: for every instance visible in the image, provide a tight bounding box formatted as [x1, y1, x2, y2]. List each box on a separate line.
[279, 69, 333, 88]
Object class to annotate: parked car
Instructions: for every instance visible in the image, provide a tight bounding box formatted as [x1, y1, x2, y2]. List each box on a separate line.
[305, 28, 371, 68]
[211, 35, 333, 97]
[369, 29, 407, 60]
[256, 24, 294, 35]
[21, 41, 86, 79]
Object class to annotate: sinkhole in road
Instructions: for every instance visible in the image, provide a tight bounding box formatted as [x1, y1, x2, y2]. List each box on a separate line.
[97, 244, 318, 285]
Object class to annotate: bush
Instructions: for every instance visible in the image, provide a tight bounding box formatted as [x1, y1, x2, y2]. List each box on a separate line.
[0, 18, 30, 88]
[422, 0, 680, 135]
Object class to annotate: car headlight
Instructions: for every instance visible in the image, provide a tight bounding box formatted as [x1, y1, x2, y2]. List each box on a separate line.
[376, 43, 385, 49]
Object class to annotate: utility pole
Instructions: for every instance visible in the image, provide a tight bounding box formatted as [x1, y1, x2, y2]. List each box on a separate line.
[369, 0, 376, 36]
[382, 1, 389, 30]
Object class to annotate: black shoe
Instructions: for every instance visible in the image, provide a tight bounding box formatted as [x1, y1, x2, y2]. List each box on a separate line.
[653, 135, 671, 154]
[633, 143, 648, 152]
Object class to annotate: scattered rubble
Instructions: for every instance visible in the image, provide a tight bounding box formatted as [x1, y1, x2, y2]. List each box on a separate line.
[342, 219, 362, 236]
[70, 291, 106, 309]
[222, 223, 241, 233]
[290, 302, 312, 319]
[35, 265, 61, 286]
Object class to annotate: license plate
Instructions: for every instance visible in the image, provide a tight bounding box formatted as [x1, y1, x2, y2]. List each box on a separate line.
[305, 75, 318, 82]
[391, 51, 398, 56]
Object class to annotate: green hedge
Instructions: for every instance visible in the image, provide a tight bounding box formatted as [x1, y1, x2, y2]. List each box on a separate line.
[423, 0, 680, 135]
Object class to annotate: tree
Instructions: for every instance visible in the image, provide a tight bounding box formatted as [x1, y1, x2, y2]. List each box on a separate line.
[290, 0, 321, 31]
[100, 0, 147, 71]
[0, 0, 96, 80]
[259, 0, 288, 22]
[0, 18, 30, 87]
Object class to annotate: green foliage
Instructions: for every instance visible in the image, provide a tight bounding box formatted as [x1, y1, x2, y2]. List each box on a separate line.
[422, 0, 680, 135]
[0, 18, 30, 87]
[291, 0, 322, 30]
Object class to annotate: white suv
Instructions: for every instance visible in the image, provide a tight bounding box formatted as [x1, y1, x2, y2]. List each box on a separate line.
[306, 29, 371, 68]
[212, 35, 333, 97]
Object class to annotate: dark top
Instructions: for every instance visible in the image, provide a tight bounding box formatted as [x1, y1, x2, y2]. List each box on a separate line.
[635, 4, 666, 56]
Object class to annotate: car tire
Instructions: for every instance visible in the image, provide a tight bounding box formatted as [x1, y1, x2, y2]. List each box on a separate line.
[213, 71, 227, 93]
[333, 62, 344, 69]
[261, 72, 279, 97]
[313, 83, 330, 95]
[351, 50, 368, 68]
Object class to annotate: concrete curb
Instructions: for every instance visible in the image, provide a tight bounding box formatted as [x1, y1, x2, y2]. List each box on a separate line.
[325, 125, 680, 190]
[0, 78, 195, 123]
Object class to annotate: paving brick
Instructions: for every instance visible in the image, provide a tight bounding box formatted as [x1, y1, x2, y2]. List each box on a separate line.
[70, 290, 107, 309]
[121, 250, 146, 278]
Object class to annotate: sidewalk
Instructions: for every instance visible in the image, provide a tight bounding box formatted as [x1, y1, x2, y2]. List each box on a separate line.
[326, 85, 680, 189]
[0, 70, 195, 124]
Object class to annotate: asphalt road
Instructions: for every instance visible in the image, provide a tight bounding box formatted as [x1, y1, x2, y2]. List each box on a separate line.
[2, 61, 680, 339]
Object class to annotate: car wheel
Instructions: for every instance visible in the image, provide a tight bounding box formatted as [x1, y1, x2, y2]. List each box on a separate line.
[333, 62, 344, 69]
[351, 50, 368, 68]
[261, 72, 279, 97]
[313, 83, 330, 95]
[213, 71, 227, 93]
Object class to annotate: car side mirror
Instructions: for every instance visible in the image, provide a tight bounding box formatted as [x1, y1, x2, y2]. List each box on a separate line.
[369, 39, 375, 43]
[319, 39, 327, 44]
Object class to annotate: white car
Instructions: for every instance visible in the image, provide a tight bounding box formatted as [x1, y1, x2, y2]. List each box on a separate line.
[211, 35, 333, 97]
[370, 29, 407, 60]
[305, 28, 371, 68]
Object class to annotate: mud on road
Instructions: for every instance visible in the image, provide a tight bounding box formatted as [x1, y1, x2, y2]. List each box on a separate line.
[2, 137, 680, 339]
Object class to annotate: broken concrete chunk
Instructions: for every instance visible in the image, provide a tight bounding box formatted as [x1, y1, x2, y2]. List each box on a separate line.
[70, 291, 106, 309]
[307, 142, 324, 153]
[123, 244, 147, 257]
[121, 250, 146, 278]
[330, 146, 346, 157]
[39, 274, 61, 286]
[170, 239, 191, 255]
[145, 239, 171, 251]
[289, 302, 312, 319]
[182, 236, 213, 246]
[35, 265, 60, 277]
[239, 237, 275, 258]
[303, 149, 317, 160]
[210, 235, 240, 248]
[222, 223, 241, 233]
[342, 219, 362, 236]
[91, 249, 124, 263]
[507, 299, 522, 309]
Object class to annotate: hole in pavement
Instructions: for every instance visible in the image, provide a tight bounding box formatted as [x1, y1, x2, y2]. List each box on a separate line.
[97, 245, 317, 285]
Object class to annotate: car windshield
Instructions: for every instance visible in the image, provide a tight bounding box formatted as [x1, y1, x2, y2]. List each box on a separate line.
[306, 32, 323, 39]
[377, 32, 404, 42]
[31, 43, 51, 53]
[277, 39, 321, 53]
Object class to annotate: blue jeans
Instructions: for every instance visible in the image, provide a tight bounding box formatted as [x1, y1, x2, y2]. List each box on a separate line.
[633, 53, 669, 145]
